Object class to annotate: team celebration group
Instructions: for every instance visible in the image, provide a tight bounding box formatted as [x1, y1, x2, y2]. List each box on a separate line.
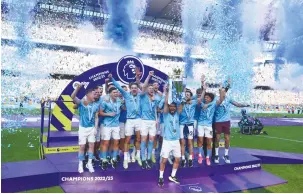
[71, 71, 249, 187]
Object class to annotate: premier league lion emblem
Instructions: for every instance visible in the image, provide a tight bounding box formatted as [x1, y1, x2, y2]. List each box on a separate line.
[123, 60, 136, 79]
[117, 55, 145, 84]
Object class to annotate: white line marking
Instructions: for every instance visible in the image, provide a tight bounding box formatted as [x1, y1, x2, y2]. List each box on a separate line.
[256, 135, 303, 143]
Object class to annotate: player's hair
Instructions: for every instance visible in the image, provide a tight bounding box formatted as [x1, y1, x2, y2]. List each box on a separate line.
[86, 88, 94, 95]
[129, 82, 139, 88]
[152, 82, 159, 86]
[205, 92, 215, 101]
[185, 90, 193, 97]
[96, 85, 103, 89]
[196, 88, 203, 94]
[108, 87, 117, 94]
[148, 84, 154, 88]
[169, 102, 177, 106]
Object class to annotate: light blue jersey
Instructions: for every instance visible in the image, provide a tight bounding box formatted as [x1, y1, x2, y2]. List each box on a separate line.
[198, 101, 217, 126]
[158, 96, 165, 124]
[163, 112, 180, 141]
[140, 93, 161, 120]
[94, 97, 103, 126]
[179, 100, 198, 125]
[215, 96, 234, 123]
[112, 78, 141, 119]
[78, 101, 99, 128]
[101, 98, 122, 127]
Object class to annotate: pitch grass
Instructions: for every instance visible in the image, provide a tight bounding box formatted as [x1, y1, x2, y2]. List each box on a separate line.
[1, 126, 303, 192]
[3, 107, 303, 118]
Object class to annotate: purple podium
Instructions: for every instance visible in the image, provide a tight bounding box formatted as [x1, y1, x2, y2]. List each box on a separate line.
[3, 129, 303, 193]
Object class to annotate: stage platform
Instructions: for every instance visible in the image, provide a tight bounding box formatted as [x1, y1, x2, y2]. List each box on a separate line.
[60, 170, 286, 193]
[2, 148, 292, 193]
[45, 149, 262, 182]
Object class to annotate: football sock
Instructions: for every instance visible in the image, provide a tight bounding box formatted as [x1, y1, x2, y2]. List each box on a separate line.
[124, 152, 128, 160]
[207, 149, 211, 158]
[215, 148, 219, 155]
[198, 147, 203, 156]
[112, 150, 118, 160]
[136, 150, 141, 158]
[101, 152, 107, 161]
[189, 154, 193, 160]
[147, 140, 153, 160]
[225, 149, 229, 156]
[78, 153, 85, 161]
[182, 155, 185, 160]
[140, 141, 146, 161]
[88, 152, 94, 159]
[171, 168, 177, 177]
[159, 170, 164, 178]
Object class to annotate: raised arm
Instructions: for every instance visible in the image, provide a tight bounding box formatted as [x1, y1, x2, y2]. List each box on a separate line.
[163, 85, 169, 114]
[105, 78, 110, 94]
[216, 88, 226, 106]
[201, 81, 207, 98]
[178, 101, 185, 114]
[108, 74, 127, 97]
[73, 104, 79, 109]
[141, 71, 154, 94]
[200, 74, 205, 90]
[71, 83, 83, 105]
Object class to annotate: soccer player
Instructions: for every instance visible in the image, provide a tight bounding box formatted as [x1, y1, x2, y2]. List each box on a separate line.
[109, 75, 142, 169]
[99, 86, 122, 170]
[197, 88, 225, 166]
[71, 83, 99, 173]
[140, 71, 161, 169]
[118, 87, 127, 162]
[94, 85, 103, 160]
[152, 82, 163, 163]
[158, 85, 181, 187]
[214, 87, 249, 164]
[178, 89, 199, 168]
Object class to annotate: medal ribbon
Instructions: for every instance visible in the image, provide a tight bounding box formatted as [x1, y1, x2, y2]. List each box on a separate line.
[87, 103, 93, 122]
[110, 98, 118, 113]
[132, 94, 139, 114]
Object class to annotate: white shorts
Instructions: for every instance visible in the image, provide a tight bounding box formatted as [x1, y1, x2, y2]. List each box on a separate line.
[160, 139, 181, 158]
[141, 120, 157, 137]
[125, 118, 141, 136]
[157, 123, 164, 136]
[79, 126, 95, 145]
[101, 126, 120, 141]
[95, 125, 102, 142]
[180, 125, 194, 139]
[198, 125, 213, 138]
[119, 122, 125, 139]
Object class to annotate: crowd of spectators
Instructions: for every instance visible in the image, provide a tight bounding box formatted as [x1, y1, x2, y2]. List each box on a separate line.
[1, 20, 210, 57]
[1, 14, 302, 107]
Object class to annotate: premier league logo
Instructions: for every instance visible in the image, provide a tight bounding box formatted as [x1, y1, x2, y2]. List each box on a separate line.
[117, 55, 144, 84]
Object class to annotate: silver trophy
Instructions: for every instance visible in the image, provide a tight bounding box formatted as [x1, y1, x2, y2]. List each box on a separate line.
[168, 68, 186, 105]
